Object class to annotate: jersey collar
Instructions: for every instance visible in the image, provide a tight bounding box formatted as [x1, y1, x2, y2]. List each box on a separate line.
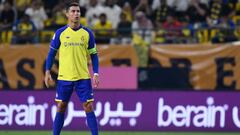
[68, 24, 82, 31]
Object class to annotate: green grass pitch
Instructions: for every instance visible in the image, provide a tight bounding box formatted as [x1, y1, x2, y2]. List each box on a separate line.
[0, 131, 239, 135]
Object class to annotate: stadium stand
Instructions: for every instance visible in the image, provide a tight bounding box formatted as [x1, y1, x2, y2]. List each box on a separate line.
[0, 0, 239, 45]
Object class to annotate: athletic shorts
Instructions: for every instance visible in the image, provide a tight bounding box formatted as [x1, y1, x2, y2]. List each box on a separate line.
[55, 79, 94, 103]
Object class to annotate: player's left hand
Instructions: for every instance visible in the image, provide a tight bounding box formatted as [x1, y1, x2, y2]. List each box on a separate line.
[93, 74, 99, 88]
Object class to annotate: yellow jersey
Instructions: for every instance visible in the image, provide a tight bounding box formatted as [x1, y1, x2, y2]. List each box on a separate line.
[50, 25, 97, 81]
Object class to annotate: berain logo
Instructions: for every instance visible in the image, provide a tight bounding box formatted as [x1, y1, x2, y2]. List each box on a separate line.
[157, 97, 228, 128]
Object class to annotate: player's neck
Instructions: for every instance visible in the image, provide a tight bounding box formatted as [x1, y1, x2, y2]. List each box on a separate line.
[68, 22, 80, 29]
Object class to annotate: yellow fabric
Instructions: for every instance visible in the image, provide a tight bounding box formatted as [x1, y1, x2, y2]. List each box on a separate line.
[80, 17, 88, 26]
[58, 27, 91, 81]
[93, 20, 112, 35]
[15, 0, 32, 8]
[233, 16, 240, 25]
[123, 11, 133, 22]
[54, 11, 67, 25]
[182, 29, 191, 37]
[18, 23, 33, 35]
[197, 29, 210, 43]
[210, 29, 219, 39]
[40, 31, 55, 43]
[1, 31, 12, 44]
[234, 28, 240, 39]
[153, 30, 166, 43]
[236, 2, 240, 10]
[132, 34, 148, 46]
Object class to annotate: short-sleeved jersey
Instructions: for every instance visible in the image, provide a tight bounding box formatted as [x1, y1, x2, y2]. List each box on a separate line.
[50, 25, 97, 81]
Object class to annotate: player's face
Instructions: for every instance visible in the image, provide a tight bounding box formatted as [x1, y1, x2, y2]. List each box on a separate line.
[66, 6, 81, 23]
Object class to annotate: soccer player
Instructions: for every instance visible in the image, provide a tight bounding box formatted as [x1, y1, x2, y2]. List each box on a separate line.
[44, 2, 99, 135]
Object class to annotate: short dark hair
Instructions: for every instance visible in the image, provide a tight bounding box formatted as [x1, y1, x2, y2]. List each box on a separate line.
[99, 13, 107, 18]
[65, 1, 80, 11]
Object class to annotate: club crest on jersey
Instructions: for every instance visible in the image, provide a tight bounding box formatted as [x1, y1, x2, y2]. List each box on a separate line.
[80, 36, 85, 45]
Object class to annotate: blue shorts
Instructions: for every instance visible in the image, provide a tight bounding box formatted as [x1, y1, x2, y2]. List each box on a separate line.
[55, 79, 94, 103]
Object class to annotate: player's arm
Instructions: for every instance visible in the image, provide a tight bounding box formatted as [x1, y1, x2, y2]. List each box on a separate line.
[45, 32, 61, 88]
[90, 53, 99, 88]
[45, 48, 57, 88]
[87, 28, 99, 88]
[91, 54, 99, 74]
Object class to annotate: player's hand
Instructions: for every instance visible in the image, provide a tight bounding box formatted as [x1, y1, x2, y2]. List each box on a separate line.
[44, 70, 53, 88]
[93, 73, 99, 88]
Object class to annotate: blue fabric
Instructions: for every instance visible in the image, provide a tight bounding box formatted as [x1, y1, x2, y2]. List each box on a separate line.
[86, 111, 98, 135]
[53, 112, 65, 135]
[45, 48, 57, 70]
[50, 25, 68, 50]
[90, 54, 99, 74]
[83, 27, 96, 49]
[74, 79, 93, 102]
[56, 80, 74, 102]
[46, 25, 68, 70]
[217, 19, 235, 29]
[56, 79, 93, 102]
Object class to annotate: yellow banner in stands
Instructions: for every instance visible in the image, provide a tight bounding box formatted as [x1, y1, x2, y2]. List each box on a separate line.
[0, 45, 50, 89]
[0, 44, 240, 90]
[0, 45, 138, 89]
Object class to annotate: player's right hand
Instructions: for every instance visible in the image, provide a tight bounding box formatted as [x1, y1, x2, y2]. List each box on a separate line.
[44, 70, 53, 88]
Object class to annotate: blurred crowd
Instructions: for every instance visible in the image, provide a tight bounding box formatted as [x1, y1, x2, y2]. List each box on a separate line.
[0, 0, 240, 45]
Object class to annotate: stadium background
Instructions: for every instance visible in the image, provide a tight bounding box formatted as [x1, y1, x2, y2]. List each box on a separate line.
[1, 0, 240, 135]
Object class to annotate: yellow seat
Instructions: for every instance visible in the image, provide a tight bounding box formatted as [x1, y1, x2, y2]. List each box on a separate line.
[196, 29, 209, 43]
[153, 30, 166, 44]
[1, 31, 13, 46]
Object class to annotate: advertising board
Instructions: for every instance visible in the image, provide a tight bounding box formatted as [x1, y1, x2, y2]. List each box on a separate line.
[1, 91, 240, 131]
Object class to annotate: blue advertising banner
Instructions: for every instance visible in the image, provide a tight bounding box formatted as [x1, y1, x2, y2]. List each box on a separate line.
[0, 91, 240, 131]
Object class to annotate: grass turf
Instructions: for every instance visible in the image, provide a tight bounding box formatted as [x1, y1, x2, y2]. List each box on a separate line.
[0, 131, 239, 135]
